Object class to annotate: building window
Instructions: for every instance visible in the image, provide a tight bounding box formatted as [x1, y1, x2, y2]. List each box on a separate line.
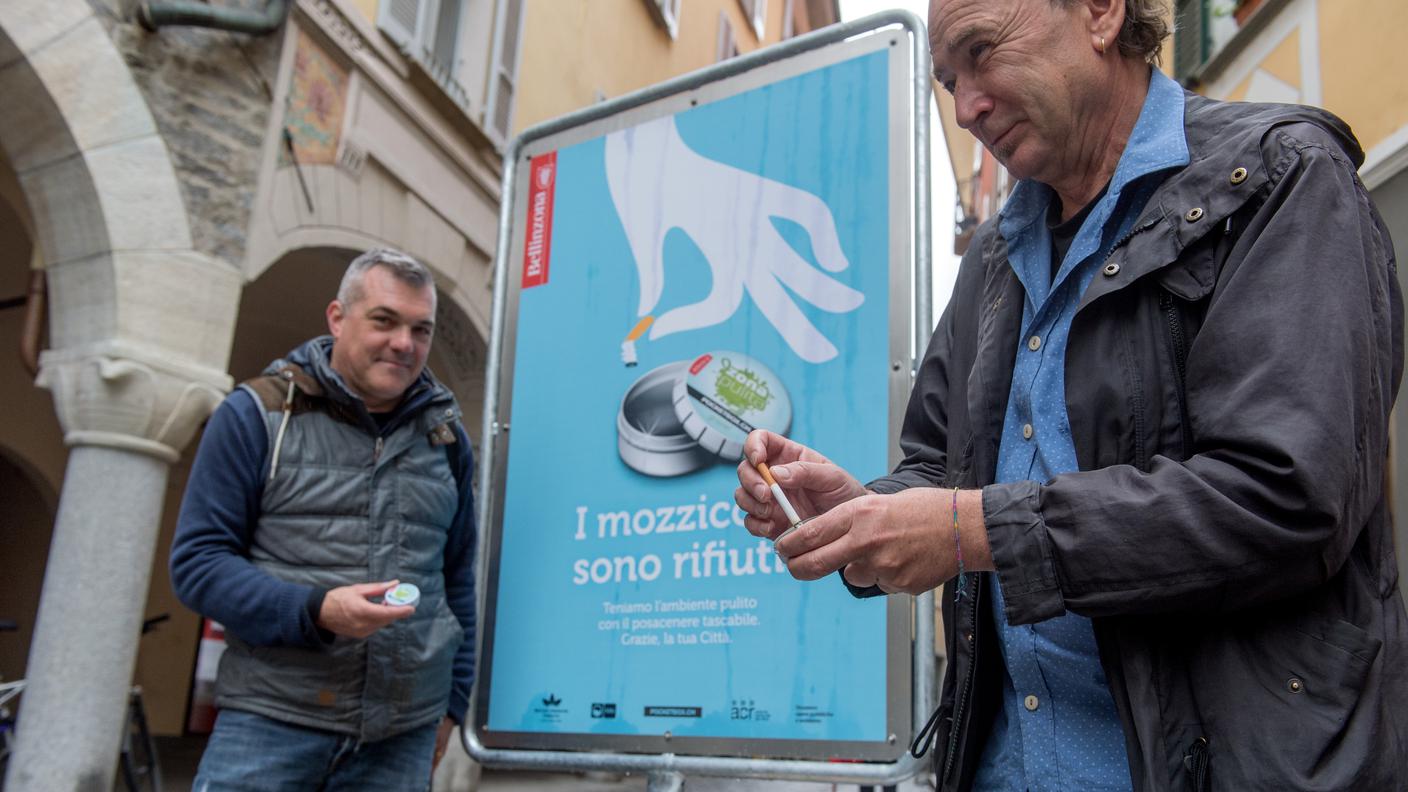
[1174, 0, 1260, 81]
[378, 0, 525, 147]
[378, 0, 455, 71]
[483, 0, 525, 143]
[644, 0, 683, 40]
[717, 11, 739, 61]
[737, 0, 767, 40]
[377, 0, 468, 102]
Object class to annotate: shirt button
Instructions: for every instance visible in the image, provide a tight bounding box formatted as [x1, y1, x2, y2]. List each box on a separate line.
[1027, 335, 1042, 351]
[1022, 424, 1034, 440]
[1024, 694, 1040, 712]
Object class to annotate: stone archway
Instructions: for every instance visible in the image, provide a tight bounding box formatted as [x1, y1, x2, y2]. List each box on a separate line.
[0, 4, 241, 788]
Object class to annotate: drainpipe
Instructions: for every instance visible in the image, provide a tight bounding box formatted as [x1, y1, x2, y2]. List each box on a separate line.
[137, 0, 288, 35]
[19, 264, 45, 379]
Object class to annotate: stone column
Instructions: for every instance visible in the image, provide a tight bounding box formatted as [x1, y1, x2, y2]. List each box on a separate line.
[4, 341, 228, 792]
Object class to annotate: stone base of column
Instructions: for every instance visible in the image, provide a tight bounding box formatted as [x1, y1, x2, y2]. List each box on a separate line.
[3, 445, 171, 790]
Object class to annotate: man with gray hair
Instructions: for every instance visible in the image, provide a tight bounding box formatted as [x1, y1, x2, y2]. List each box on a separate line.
[172, 247, 477, 790]
[738, 0, 1407, 789]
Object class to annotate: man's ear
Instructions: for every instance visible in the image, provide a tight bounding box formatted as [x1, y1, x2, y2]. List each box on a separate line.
[1085, 0, 1126, 51]
[326, 299, 344, 339]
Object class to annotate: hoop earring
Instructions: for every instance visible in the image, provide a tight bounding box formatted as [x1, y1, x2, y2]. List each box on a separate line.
[1100, 36, 1108, 54]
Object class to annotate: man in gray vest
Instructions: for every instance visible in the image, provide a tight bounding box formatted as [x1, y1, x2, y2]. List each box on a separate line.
[171, 248, 477, 790]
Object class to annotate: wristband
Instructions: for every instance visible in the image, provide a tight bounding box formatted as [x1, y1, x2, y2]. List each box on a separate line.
[952, 487, 967, 600]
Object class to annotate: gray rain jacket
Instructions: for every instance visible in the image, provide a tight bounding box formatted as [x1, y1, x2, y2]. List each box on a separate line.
[867, 92, 1408, 790]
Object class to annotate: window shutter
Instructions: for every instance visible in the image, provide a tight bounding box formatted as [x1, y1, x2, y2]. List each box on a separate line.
[644, 0, 682, 40]
[716, 10, 738, 61]
[428, 0, 462, 76]
[737, 0, 766, 40]
[378, 0, 426, 50]
[483, 0, 526, 144]
[1173, 0, 1206, 81]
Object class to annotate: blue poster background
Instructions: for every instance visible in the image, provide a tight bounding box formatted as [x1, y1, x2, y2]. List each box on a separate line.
[489, 49, 894, 743]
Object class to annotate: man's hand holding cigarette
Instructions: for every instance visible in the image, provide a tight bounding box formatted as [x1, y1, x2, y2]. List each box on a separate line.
[735, 429, 993, 594]
[734, 430, 867, 540]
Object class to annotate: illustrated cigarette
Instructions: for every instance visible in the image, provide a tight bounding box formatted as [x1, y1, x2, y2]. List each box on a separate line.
[621, 316, 655, 367]
[755, 461, 803, 529]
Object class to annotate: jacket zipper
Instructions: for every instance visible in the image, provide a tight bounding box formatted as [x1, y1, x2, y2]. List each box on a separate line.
[374, 436, 384, 462]
[1158, 291, 1194, 458]
[941, 576, 981, 784]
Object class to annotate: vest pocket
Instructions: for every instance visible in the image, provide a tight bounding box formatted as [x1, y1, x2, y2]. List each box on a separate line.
[397, 598, 464, 718]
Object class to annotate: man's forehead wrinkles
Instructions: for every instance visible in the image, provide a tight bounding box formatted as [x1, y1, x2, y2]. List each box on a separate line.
[943, 23, 986, 54]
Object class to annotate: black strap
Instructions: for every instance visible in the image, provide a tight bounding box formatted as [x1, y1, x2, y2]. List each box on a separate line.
[910, 702, 945, 758]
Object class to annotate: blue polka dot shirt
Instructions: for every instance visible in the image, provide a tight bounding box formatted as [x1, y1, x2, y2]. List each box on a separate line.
[973, 69, 1190, 792]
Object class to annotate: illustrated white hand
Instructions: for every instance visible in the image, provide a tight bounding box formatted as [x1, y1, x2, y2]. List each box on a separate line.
[605, 116, 864, 363]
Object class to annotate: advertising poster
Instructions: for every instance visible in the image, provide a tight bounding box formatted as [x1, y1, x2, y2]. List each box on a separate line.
[479, 33, 911, 760]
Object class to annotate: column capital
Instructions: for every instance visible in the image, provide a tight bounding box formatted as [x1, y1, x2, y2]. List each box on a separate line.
[36, 340, 233, 463]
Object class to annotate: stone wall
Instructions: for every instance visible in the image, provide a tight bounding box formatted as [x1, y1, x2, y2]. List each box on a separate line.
[89, 0, 280, 268]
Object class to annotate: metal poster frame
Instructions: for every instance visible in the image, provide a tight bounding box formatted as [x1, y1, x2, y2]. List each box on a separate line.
[467, 10, 934, 784]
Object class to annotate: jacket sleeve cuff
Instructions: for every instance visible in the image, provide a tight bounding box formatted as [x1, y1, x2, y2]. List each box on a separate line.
[446, 693, 468, 726]
[300, 587, 335, 646]
[982, 480, 1065, 624]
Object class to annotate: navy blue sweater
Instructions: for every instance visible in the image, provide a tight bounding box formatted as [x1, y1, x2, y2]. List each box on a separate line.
[170, 359, 478, 726]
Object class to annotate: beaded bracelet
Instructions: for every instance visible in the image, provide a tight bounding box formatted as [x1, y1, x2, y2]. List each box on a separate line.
[952, 487, 968, 599]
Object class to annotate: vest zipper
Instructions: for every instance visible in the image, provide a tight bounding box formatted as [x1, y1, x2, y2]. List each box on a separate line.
[374, 436, 384, 462]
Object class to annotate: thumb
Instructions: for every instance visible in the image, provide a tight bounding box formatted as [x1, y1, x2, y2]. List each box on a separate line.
[350, 580, 399, 599]
[771, 461, 842, 492]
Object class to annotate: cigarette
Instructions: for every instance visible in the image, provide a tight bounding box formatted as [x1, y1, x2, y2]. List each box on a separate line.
[625, 315, 654, 342]
[755, 461, 803, 528]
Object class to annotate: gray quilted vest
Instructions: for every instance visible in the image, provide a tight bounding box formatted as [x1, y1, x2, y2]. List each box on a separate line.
[215, 359, 464, 741]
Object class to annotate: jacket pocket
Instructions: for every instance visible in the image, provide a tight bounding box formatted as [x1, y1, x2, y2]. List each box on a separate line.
[1170, 607, 1382, 788]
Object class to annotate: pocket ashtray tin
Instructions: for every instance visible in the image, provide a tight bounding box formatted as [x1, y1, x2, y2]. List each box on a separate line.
[384, 582, 420, 608]
[617, 351, 792, 477]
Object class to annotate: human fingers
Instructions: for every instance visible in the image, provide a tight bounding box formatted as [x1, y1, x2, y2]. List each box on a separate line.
[737, 454, 771, 504]
[773, 504, 855, 573]
[784, 528, 861, 581]
[346, 579, 401, 600]
[744, 512, 790, 541]
[326, 587, 414, 636]
[743, 430, 795, 468]
[841, 561, 880, 589]
[769, 461, 865, 510]
[733, 483, 772, 521]
[356, 599, 414, 633]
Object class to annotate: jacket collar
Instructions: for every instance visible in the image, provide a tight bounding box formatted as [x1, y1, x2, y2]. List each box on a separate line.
[1076, 91, 1365, 310]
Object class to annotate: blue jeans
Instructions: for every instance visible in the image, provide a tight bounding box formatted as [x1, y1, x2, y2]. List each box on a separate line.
[193, 708, 437, 792]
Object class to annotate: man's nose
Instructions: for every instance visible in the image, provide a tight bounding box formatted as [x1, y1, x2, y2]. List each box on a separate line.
[388, 326, 413, 352]
[953, 82, 991, 131]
